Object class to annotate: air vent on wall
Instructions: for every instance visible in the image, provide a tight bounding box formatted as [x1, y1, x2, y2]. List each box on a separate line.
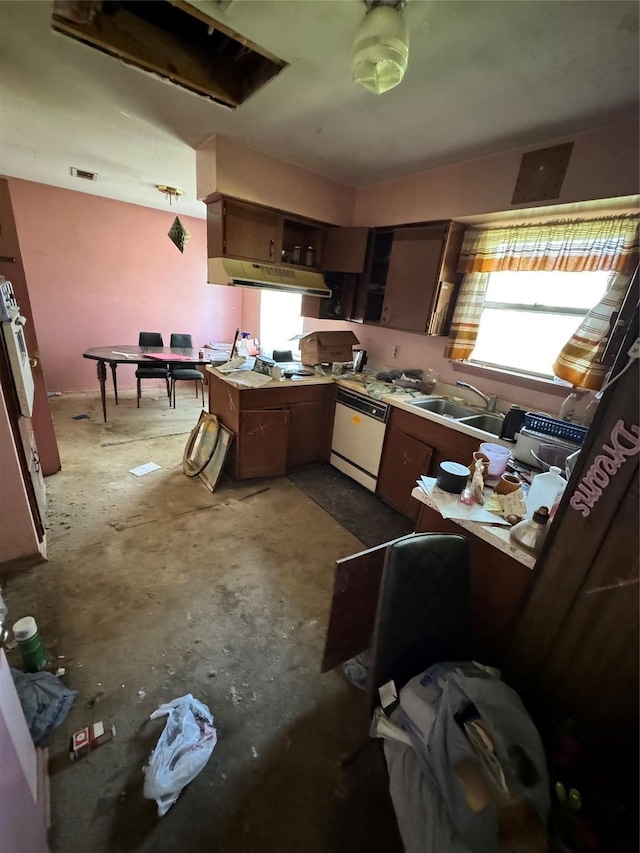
[71, 167, 98, 181]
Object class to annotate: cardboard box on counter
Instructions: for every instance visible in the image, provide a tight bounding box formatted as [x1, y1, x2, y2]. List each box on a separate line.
[299, 330, 359, 364]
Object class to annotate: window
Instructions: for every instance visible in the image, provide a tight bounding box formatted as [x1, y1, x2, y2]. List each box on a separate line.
[259, 291, 303, 358]
[470, 270, 610, 378]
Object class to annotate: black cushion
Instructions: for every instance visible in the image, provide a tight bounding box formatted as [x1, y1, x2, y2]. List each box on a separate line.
[136, 367, 169, 378]
[170, 368, 203, 380]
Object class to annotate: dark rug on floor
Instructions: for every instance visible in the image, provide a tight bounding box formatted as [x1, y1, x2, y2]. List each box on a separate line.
[288, 464, 413, 548]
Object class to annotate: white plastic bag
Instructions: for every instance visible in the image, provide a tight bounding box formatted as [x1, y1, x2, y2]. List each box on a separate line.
[143, 694, 217, 816]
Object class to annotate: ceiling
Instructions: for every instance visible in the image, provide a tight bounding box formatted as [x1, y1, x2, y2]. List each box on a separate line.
[0, 0, 638, 218]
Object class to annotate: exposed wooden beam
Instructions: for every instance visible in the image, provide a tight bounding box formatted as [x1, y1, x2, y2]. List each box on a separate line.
[52, 6, 243, 108]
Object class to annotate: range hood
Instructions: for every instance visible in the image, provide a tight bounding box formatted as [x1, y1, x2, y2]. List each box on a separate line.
[207, 258, 332, 298]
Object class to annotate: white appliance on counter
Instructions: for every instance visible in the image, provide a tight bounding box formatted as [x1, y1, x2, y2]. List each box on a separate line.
[330, 386, 389, 492]
[0, 280, 34, 417]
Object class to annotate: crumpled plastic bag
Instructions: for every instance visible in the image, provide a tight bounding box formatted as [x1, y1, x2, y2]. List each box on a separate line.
[11, 668, 77, 744]
[143, 694, 217, 816]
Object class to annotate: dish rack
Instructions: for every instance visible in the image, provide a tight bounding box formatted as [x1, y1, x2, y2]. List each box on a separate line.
[523, 412, 588, 446]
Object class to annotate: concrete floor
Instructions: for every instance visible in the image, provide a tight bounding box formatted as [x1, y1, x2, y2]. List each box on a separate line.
[4, 387, 402, 852]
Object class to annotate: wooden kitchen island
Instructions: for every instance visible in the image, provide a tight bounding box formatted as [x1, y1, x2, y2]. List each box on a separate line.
[207, 367, 336, 479]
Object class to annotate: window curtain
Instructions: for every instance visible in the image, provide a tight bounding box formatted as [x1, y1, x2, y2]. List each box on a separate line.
[444, 215, 639, 369]
[551, 269, 634, 389]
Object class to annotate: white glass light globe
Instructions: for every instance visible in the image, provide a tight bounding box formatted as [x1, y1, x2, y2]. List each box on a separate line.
[352, 5, 410, 95]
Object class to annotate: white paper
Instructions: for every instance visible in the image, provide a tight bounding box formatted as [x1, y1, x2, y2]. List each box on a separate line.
[224, 371, 273, 388]
[418, 476, 510, 525]
[129, 462, 161, 477]
[216, 356, 247, 373]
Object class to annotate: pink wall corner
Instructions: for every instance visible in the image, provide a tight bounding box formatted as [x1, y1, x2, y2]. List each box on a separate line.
[0, 179, 60, 476]
[195, 135, 217, 202]
[0, 383, 41, 564]
[208, 136, 357, 226]
[8, 179, 242, 393]
[239, 289, 261, 345]
[354, 119, 640, 226]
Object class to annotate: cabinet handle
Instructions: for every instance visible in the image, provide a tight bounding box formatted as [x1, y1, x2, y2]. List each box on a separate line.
[269, 239, 275, 260]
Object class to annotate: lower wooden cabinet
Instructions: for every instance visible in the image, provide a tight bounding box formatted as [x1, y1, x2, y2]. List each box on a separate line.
[377, 407, 482, 521]
[287, 399, 330, 468]
[208, 371, 335, 480]
[239, 409, 290, 478]
[376, 426, 433, 522]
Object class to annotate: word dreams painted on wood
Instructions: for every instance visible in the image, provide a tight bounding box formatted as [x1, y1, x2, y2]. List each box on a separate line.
[570, 419, 640, 518]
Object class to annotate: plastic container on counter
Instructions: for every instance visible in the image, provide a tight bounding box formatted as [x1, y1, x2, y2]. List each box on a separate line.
[525, 465, 566, 518]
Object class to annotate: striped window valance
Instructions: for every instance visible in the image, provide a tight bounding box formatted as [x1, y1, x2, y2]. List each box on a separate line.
[458, 215, 640, 275]
[445, 214, 639, 382]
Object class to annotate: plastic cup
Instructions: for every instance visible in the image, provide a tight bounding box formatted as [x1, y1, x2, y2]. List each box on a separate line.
[479, 442, 510, 478]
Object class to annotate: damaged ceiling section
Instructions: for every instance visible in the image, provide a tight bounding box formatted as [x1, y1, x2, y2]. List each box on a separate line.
[51, 0, 288, 110]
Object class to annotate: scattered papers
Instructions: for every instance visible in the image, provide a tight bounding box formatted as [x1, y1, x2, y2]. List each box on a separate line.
[499, 491, 527, 518]
[217, 356, 247, 373]
[224, 371, 273, 389]
[129, 462, 161, 477]
[418, 477, 510, 525]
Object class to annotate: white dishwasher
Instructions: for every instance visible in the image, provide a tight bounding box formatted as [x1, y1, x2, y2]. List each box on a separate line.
[330, 387, 389, 492]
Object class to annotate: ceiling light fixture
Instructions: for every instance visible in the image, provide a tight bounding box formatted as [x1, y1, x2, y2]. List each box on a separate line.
[352, 0, 409, 95]
[157, 185, 183, 205]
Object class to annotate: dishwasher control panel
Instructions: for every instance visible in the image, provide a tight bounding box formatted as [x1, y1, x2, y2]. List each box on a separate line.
[335, 387, 389, 423]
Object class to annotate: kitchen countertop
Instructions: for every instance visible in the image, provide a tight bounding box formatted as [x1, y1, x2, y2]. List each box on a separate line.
[206, 365, 335, 389]
[411, 486, 536, 570]
[207, 366, 512, 444]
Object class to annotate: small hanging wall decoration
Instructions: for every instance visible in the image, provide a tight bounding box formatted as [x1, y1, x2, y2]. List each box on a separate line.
[168, 216, 190, 254]
[569, 419, 640, 518]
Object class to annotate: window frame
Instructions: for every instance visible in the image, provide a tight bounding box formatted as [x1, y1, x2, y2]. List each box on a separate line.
[465, 269, 611, 381]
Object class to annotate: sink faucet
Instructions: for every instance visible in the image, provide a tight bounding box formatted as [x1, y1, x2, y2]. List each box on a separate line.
[455, 381, 499, 413]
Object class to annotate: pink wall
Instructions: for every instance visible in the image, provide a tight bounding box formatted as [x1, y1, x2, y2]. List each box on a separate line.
[8, 179, 242, 392]
[0, 382, 41, 564]
[303, 119, 640, 416]
[354, 119, 640, 226]
[1, 179, 60, 475]
[198, 136, 356, 226]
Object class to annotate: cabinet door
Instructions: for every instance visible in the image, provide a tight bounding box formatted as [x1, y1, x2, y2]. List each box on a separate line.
[287, 400, 329, 468]
[377, 426, 434, 521]
[239, 409, 290, 478]
[321, 227, 370, 273]
[380, 224, 448, 331]
[223, 199, 282, 264]
[321, 541, 390, 672]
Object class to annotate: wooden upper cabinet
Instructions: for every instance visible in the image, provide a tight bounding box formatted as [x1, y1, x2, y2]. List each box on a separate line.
[206, 194, 364, 274]
[381, 224, 448, 331]
[223, 198, 282, 264]
[321, 227, 369, 273]
[355, 221, 466, 335]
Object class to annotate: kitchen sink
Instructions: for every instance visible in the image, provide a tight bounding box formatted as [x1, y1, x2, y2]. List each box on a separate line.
[457, 414, 504, 436]
[410, 398, 477, 419]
